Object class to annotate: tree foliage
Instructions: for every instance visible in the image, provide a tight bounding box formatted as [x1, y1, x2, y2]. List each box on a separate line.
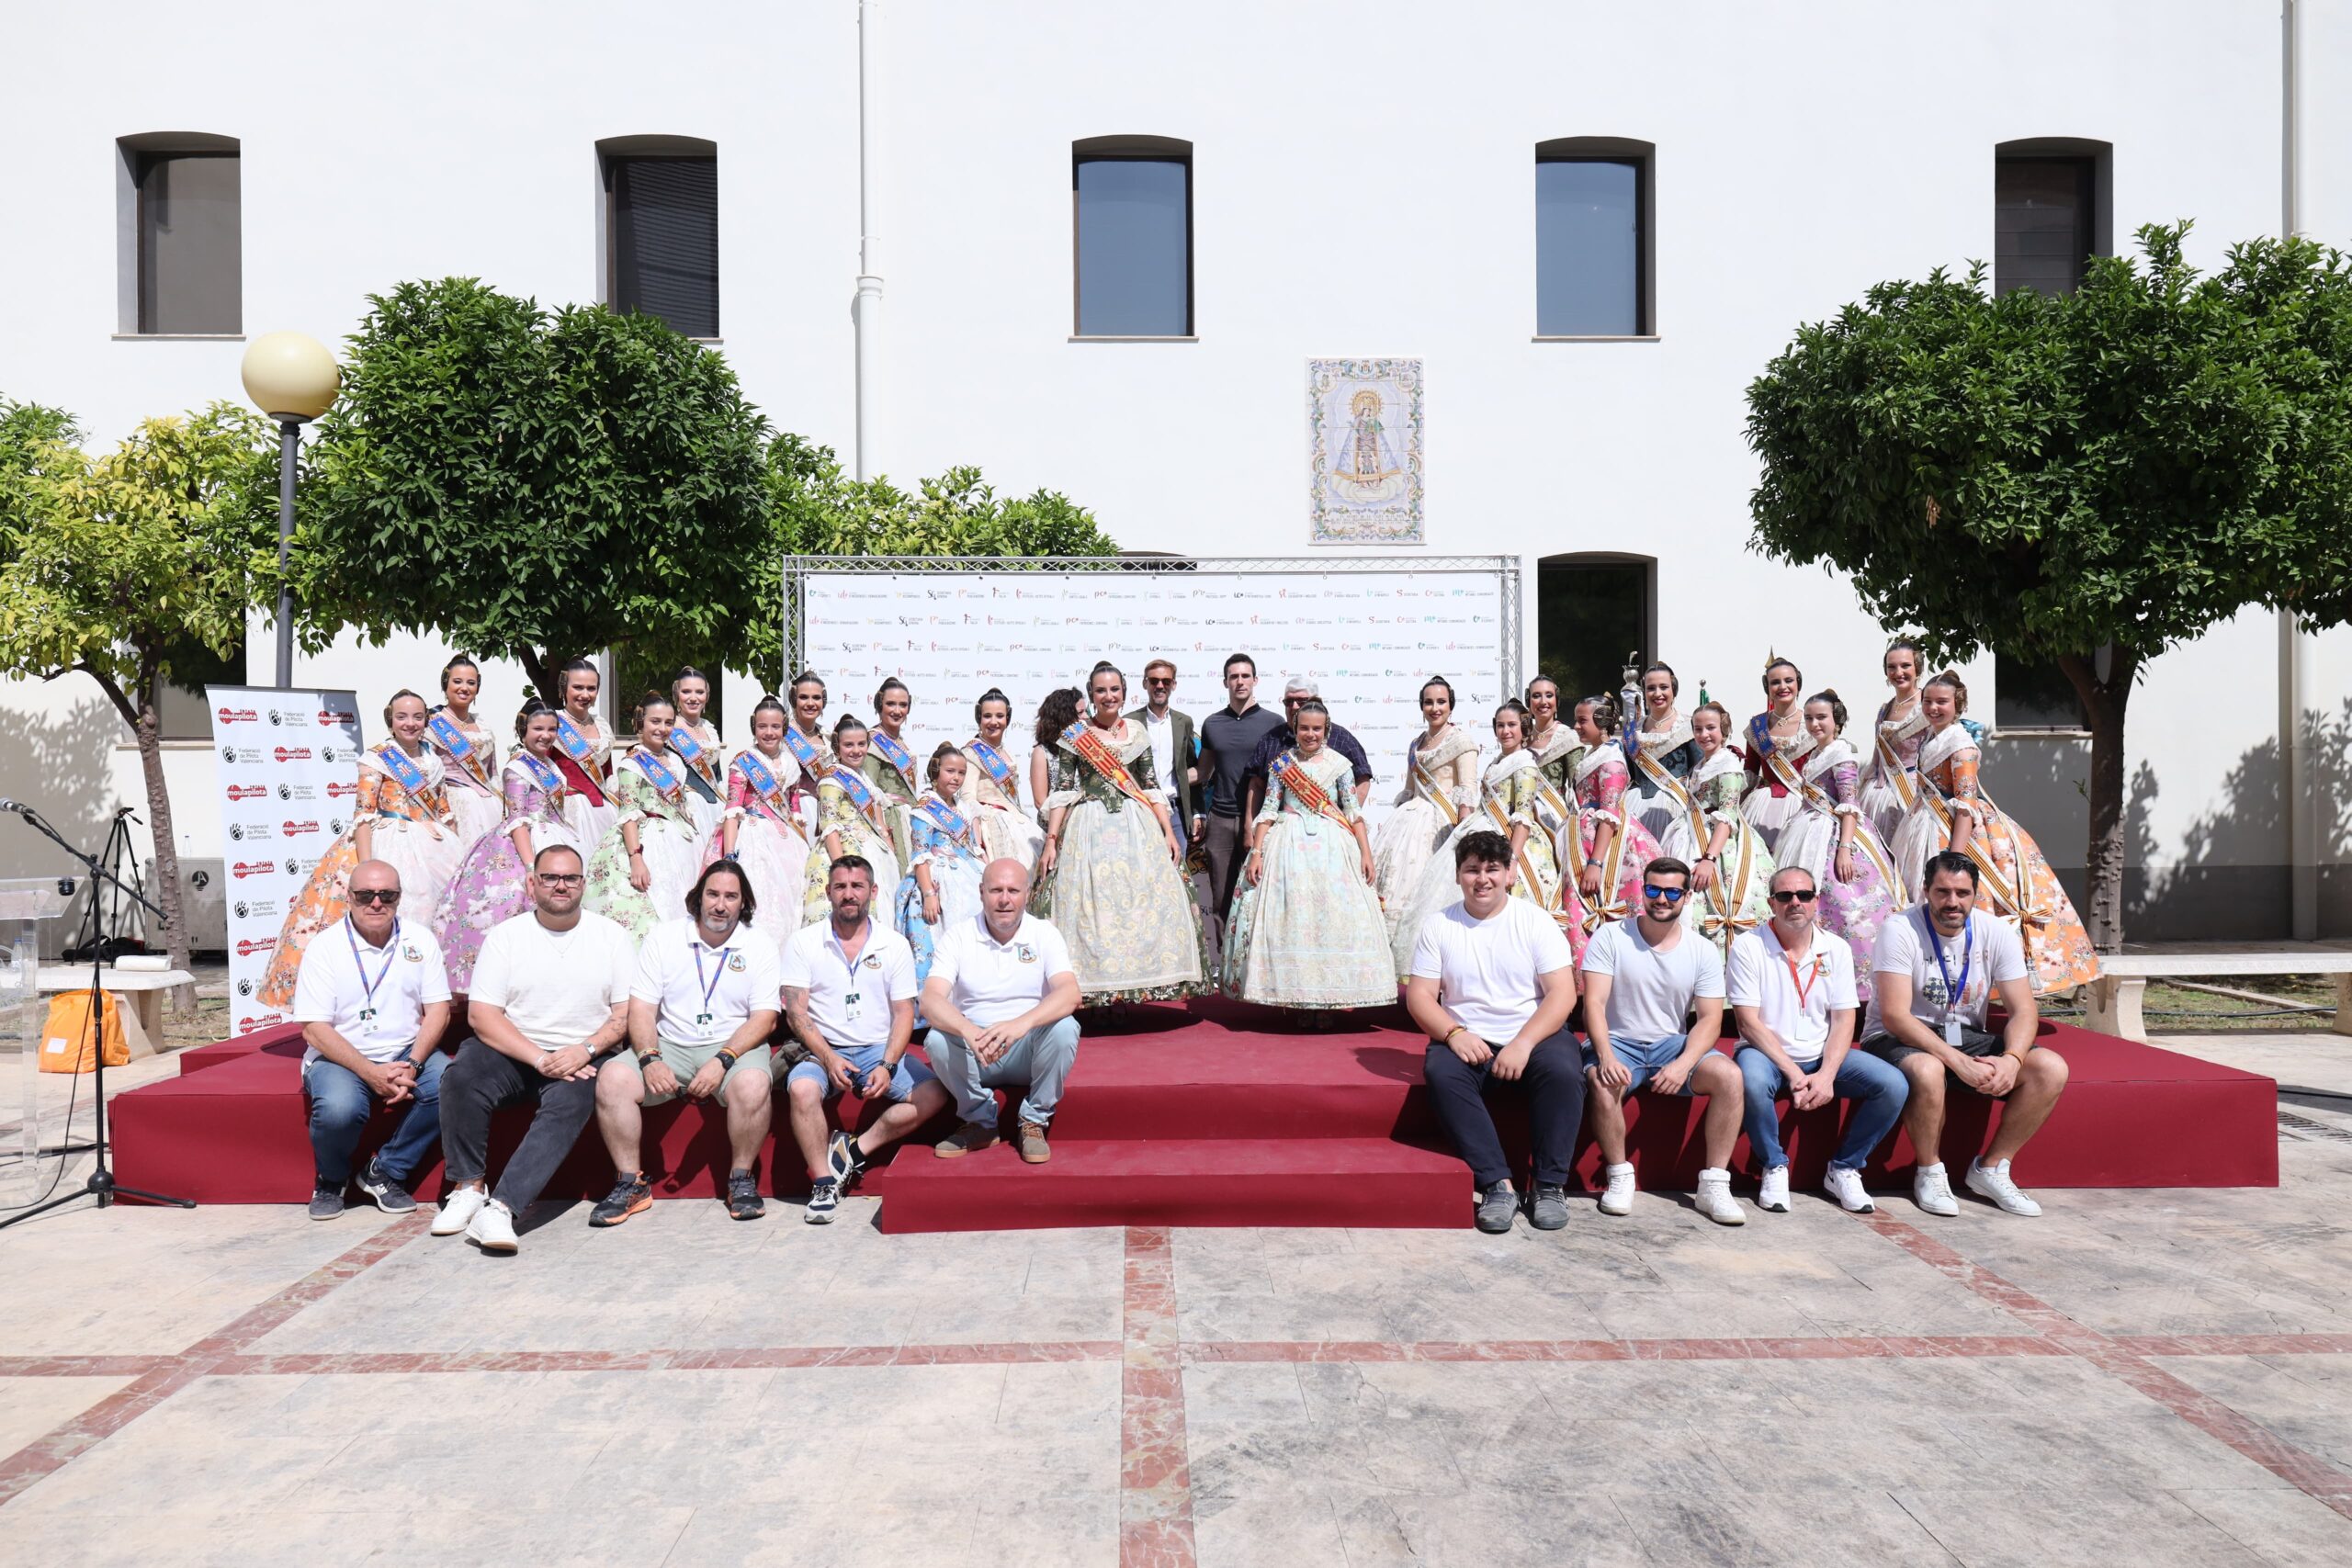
[0, 397, 82, 557]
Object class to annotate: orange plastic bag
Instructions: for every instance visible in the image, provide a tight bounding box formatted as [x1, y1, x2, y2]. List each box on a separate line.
[39, 990, 129, 1074]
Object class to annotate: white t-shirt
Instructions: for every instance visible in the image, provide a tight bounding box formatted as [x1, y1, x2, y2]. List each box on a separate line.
[469, 910, 638, 1050]
[1580, 918, 1724, 1045]
[629, 918, 784, 1048]
[928, 912, 1076, 1030]
[1727, 923, 1859, 1061]
[292, 916, 451, 1067]
[1865, 907, 2030, 1040]
[1141, 708, 1178, 801]
[780, 918, 920, 1051]
[1409, 898, 1574, 1045]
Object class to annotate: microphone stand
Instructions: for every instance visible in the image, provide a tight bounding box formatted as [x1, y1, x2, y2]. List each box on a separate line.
[2, 806, 196, 1227]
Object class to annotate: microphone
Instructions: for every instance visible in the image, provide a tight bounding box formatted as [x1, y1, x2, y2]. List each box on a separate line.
[0, 798, 34, 816]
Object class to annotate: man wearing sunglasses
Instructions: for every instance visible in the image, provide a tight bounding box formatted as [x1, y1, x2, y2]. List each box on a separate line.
[1578, 857, 1747, 1225]
[289, 860, 451, 1220]
[1729, 866, 1905, 1215]
[1126, 658, 1200, 856]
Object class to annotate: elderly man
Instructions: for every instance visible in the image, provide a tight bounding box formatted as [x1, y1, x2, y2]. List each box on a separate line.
[922, 858, 1082, 1164]
[779, 855, 950, 1222]
[592, 862, 782, 1225]
[1729, 864, 1903, 1216]
[290, 859, 451, 1220]
[1861, 850, 2066, 1218]
[1241, 675, 1375, 816]
[1126, 658, 1200, 854]
[434, 844, 637, 1255]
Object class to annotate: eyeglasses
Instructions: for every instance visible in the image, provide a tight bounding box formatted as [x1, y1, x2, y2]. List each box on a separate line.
[1770, 888, 1819, 904]
[1641, 885, 1688, 903]
[537, 873, 585, 887]
[348, 889, 401, 906]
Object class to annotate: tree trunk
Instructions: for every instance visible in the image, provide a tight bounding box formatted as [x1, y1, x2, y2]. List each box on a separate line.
[2058, 649, 2137, 954]
[516, 646, 560, 705]
[88, 659, 198, 1015]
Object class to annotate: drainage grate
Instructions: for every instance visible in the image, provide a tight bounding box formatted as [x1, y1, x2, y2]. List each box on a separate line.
[2278, 1110, 2352, 1144]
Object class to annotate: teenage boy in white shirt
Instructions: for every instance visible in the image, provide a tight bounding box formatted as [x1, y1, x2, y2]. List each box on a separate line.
[922, 859, 1082, 1166]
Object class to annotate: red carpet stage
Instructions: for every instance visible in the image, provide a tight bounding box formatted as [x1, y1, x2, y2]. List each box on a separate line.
[113, 1001, 2278, 1230]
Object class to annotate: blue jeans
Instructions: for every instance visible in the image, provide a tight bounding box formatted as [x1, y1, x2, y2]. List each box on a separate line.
[784, 1043, 937, 1103]
[1581, 1032, 1700, 1095]
[303, 1052, 447, 1187]
[925, 1017, 1080, 1127]
[1736, 1044, 1908, 1174]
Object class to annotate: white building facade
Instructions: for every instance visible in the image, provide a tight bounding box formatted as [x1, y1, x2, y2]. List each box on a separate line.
[2, 0, 2346, 949]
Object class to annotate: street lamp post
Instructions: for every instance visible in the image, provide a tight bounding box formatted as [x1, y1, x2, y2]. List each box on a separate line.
[238, 333, 341, 688]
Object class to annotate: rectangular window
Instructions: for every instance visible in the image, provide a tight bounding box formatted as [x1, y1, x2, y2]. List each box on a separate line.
[156, 637, 247, 741]
[1074, 155, 1191, 337]
[607, 155, 719, 338]
[1538, 557, 1653, 705]
[1536, 158, 1644, 336]
[134, 151, 240, 334]
[1995, 651, 2088, 731]
[1996, 156, 2094, 297]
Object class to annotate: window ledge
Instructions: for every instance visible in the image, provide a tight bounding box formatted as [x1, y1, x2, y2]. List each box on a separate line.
[1989, 728, 2091, 740]
[1069, 334, 1199, 344]
[1532, 334, 1660, 344]
[688, 337, 723, 344]
[112, 333, 247, 342]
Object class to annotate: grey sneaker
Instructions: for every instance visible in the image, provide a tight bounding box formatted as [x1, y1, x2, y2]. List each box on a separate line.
[825, 1130, 869, 1190]
[805, 1177, 842, 1224]
[1475, 1184, 1519, 1235]
[1528, 1184, 1570, 1231]
[725, 1169, 764, 1222]
[354, 1159, 416, 1214]
[308, 1184, 345, 1221]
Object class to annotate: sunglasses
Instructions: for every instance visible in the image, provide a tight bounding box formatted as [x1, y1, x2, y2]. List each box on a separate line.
[348, 889, 401, 906]
[1770, 888, 1819, 904]
[1642, 885, 1688, 903]
[1145, 676, 1175, 686]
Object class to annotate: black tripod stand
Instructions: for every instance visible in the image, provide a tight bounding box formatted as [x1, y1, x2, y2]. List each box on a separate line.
[1, 805, 195, 1227]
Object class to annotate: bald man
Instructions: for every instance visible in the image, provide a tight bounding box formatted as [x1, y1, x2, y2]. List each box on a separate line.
[920, 859, 1083, 1164]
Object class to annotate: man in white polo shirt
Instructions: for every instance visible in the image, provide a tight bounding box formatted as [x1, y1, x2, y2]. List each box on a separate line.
[779, 855, 949, 1223]
[1729, 864, 1904, 1217]
[922, 858, 1082, 1165]
[591, 862, 783, 1226]
[291, 859, 451, 1221]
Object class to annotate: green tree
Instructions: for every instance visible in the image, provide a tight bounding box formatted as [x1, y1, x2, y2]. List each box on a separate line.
[0, 398, 82, 550]
[1746, 222, 2352, 949]
[0, 403, 277, 995]
[288, 277, 775, 700]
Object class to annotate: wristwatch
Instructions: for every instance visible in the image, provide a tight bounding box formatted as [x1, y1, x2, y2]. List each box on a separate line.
[714, 1048, 740, 1071]
[635, 1043, 661, 1064]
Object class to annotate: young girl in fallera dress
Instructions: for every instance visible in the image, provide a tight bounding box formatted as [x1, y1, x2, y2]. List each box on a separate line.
[551, 658, 619, 848]
[666, 665, 727, 840]
[1860, 638, 1929, 846]
[1774, 689, 1905, 973]
[583, 693, 707, 942]
[1624, 662, 1702, 843]
[803, 715, 903, 923]
[958, 687, 1046, 871]
[1656, 701, 1776, 958]
[427, 654, 503, 849]
[1391, 700, 1561, 942]
[707, 694, 812, 958]
[435, 701, 581, 992]
[897, 746, 989, 993]
[1373, 676, 1482, 976]
[1559, 693, 1666, 966]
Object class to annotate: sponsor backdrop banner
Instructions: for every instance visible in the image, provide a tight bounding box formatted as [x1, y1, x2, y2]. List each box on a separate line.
[207, 685, 364, 1036]
[801, 568, 1508, 824]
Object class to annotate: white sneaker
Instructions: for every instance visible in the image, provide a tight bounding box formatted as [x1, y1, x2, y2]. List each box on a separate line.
[1965, 1157, 2043, 1217]
[1913, 1162, 1959, 1217]
[1822, 1166, 1875, 1213]
[432, 1186, 488, 1237]
[466, 1199, 520, 1254]
[1693, 1168, 1746, 1226]
[1757, 1167, 1791, 1213]
[1599, 1162, 1636, 1217]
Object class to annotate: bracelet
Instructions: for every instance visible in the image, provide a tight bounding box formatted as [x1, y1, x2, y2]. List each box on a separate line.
[714, 1048, 740, 1070]
[635, 1044, 660, 1063]
[1441, 1024, 1467, 1046]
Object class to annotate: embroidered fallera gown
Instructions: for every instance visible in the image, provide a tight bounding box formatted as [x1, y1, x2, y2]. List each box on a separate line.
[1372, 727, 1481, 976]
[1528, 723, 1583, 801]
[1860, 698, 1928, 846]
[1223, 748, 1396, 1009]
[428, 713, 503, 849]
[1740, 716, 1817, 854]
[894, 792, 989, 994]
[1031, 718, 1208, 1003]
[1390, 748, 1562, 952]
[703, 746, 812, 957]
[1558, 742, 1665, 966]
[1773, 739, 1904, 974]
[862, 730, 922, 863]
[1626, 715, 1702, 842]
[1656, 748, 1777, 958]
[584, 750, 707, 942]
[667, 718, 728, 839]
[803, 768, 903, 924]
[554, 716, 620, 848]
[434, 753, 580, 991]
[956, 738, 1046, 870]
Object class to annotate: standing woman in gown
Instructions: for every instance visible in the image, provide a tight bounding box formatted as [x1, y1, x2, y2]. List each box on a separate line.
[1860, 638, 1930, 846]
[1624, 662, 1702, 843]
[428, 655, 503, 851]
[1524, 676, 1582, 797]
[259, 691, 464, 1008]
[802, 716, 903, 923]
[1559, 694, 1666, 966]
[864, 677, 922, 865]
[1225, 701, 1395, 1010]
[435, 701, 580, 993]
[1373, 677, 1481, 975]
[959, 688, 1046, 870]
[1774, 690, 1904, 972]
[896, 746, 990, 994]
[584, 693, 706, 942]
[666, 666, 727, 840]
[550, 658, 619, 848]
[1034, 665, 1208, 1004]
[1657, 701, 1776, 957]
[709, 694, 811, 956]
[1028, 687, 1086, 828]
[1740, 656, 1816, 853]
[778, 671, 835, 837]
[1391, 700, 1560, 942]
[1893, 672, 2098, 992]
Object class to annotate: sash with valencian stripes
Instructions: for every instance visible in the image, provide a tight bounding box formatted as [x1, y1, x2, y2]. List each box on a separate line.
[1062, 720, 1154, 808]
[1917, 739, 2041, 928]
[1747, 716, 1813, 799]
[553, 715, 607, 807]
[870, 729, 920, 795]
[1559, 753, 1630, 935]
[828, 765, 887, 830]
[967, 739, 1018, 797]
[371, 744, 446, 823]
[733, 751, 808, 840]
[669, 727, 721, 803]
[1408, 739, 1463, 827]
[1272, 751, 1352, 833]
[1479, 758, 1572, 933]
[1872, 716, 1922, 815]
[427, 714, 493, 791]
[1794, 754, 1903, 907]
[1679, 763, 1763, 942]
[781, 725, 828, 782]
[910, 795, 982, 860]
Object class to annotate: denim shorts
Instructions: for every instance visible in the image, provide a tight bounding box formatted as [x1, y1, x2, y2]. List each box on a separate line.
[783, 1042, 936, 1103]
[1581, 1032, 1698, 1094]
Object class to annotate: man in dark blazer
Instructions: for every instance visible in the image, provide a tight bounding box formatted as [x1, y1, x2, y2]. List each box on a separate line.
[1128, 658, 1200, 854]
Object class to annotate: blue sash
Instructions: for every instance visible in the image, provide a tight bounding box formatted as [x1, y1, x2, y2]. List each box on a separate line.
[668, 728, 719, 800]
[736, 750, 786, 804]
[871, 729, 918, 790]
[514, 753, 564, 797]
[555, 715, 595, 765]
[829, 765, 877, 811]
[1747, 714, 1777, 759]
[427, 714, 474, 761]
[967, 739, 1015, 788]
[375, 744, 427, 794]
[629, 748, 682, 794]
[782, 726, 826, 775]
[912, 795, 975, 847]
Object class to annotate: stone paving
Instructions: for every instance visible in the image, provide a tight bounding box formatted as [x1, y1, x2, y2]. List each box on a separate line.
[2, 1032, 2350, 1565]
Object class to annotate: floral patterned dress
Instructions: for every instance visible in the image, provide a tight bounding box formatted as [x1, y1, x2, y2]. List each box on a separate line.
[1892, 725, 2099, 993]
[803, 769, 903, 925]
[894, 793, 989, 996]
[1223, 748, 1396, 1009]
[1740, 717, 1817, 854]
[702, 747, 811, 958]
[428, 713, 503, 849]
[1559, 743, 1665, 966]
[1032, 718, 1208, 1003]
[258, 747, 464, 1007]
[1373, 727, 1482, 976]
[1390, 749, 1565, 963]
[585, 750, 707, 942]
[1860, 699, 1928, 846]
[956, 739, 1046, 871]
[1773, 739, 1904, 973]
[1657, 749, 1777, 959]
[433, 753, 580, 991]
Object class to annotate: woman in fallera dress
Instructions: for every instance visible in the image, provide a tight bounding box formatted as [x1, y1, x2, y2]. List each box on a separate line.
[776, 670, 834, 835]
[1893, 672, 2099, 992]
[258, 691, 464, 1008]
[550, 658, 619, 849]
[1028, 686, 1085, 825]
[1774, 689, 1904, 973]
[1624, 662, 1703, 843]
[864, 677, 922, 863]
[434, 701, 581, 992]
[1033, 665, 1208, 1004]
[1391, 700, 1561, 943]
[1224, 701, 1396, 1010]
[1657, 701, 1776, 957]
[802, 715, 903, 923]
[583, 693, 707, 942]
[427, 655, 503, 849]
[707, 694, 811, 957]
[1560, 693, 1666, 965]
[666, 666, 727, 839]
[896, 747, 990, 994]
[1860, 637, 1929, 846]
[1524, 675, 1582, 797]
[1741, 656, 1817, 853]
[957, 687, 1046, 870]
[1373, 677, 1481, 975]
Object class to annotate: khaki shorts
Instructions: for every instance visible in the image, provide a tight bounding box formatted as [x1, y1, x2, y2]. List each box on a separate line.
[614, 1037, 773, 1106]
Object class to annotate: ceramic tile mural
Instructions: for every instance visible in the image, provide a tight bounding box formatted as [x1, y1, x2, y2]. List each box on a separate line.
[1307, 356, 1424, 544]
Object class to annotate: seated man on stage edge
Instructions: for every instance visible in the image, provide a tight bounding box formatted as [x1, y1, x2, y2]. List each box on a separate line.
[922, 858, 1082, 1165]
[1405, 829, 1584, 1235]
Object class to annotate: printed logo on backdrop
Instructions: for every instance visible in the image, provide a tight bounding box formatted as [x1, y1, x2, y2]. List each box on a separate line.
[1308, 358, 1424, 545]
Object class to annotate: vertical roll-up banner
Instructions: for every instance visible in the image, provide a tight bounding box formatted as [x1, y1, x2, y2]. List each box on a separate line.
[207, 686, 364, 1035]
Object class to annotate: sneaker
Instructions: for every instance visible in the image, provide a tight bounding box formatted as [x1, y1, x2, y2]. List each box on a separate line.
[431, 1186, 488, 1237]
[466, 1199, 519, 1255]
[1527, 1184, 1570, 1232]
[805, 1177, 842, 1224]
[1822, 1165, 1875, 1213]
[825, 1130, 870, 1190]
[1475, 1184, 1519, 1235]
[933, 1120, 1001, 1158]
[1016, 1122, 1051, 1165]
[725, 1169, 764, 1222]
[354, 1160, 416, 1215]
[1965, 1157, 2043, 1217]
[1913, 1162, 1960, 1218]
[1598, 1162, 1636, 1217]
[590, 1172, 652, 1228]
[308, 1184, 345, 1222]
[1757, 1167, 1792, 1213]
[1693, 1168, 1747, 1226]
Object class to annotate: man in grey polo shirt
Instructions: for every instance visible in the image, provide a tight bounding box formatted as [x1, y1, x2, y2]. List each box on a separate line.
[922, 858, 1083, 1165]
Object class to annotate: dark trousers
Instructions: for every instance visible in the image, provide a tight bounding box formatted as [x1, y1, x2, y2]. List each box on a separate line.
[1202, 811, 1249, 961]
[439, 1036, 597, 1214]
[1422, 1027, 1586, 1192]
